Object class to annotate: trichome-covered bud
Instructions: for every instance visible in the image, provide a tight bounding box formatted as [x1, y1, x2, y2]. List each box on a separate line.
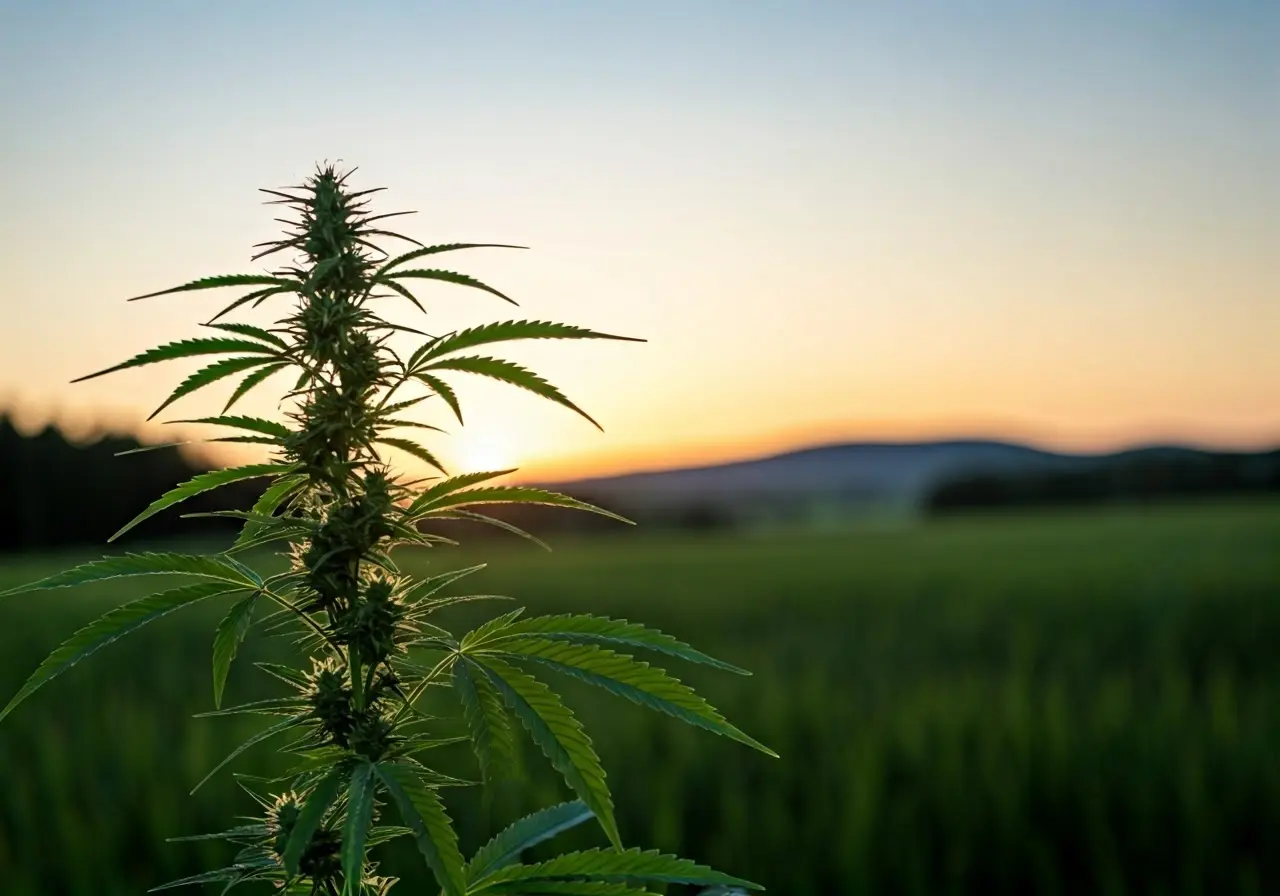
[267, 791, 303, 859]
[336, 577, 407, 667]
[298, 826, 343, 880]
[305, 657, 355, 747]
[265, 789, 343, 881]
[348, 712, 396, 762]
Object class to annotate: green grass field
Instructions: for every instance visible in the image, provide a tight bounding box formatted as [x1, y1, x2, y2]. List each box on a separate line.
[1, 499, 1277, 894]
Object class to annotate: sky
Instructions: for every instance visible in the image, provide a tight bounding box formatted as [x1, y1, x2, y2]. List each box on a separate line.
[2, 0, 1277, 480]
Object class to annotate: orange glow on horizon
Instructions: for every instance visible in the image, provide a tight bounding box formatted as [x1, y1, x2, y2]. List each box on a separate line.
[4, 392, 1277, 486]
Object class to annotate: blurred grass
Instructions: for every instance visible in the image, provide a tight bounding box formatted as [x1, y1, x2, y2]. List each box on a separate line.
[0, 498, 1277, 894]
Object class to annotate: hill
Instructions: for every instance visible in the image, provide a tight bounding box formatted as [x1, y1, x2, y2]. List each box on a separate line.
[533, 439, 1280, 526]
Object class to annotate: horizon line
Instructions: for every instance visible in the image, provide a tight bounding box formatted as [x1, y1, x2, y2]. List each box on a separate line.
[3, 406, 1277, 485]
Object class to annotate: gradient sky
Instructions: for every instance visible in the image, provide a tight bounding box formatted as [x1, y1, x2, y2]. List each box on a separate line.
[2, 1, 1277, 480]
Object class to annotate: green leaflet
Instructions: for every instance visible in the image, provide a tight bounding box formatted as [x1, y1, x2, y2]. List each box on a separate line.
[375, 417, 447, 435]
[485, 639, 776, 758]
[376, 395, 431, 418]
[410, 486, 631, 525]
[412, 592, 514, 616]
[376, 276, 428, 313]
[418, 355, 599, 429]
[147, 859, 274, 892]
[277, 747, 351, 779]
[0, 581, 246, 722]
[411, 320, 642, 369]
[109, 462, 299, 542]
[190, 714, 306, 794]
[127, 273, 298, 303]
[254, 661, 310, 689]
[377, 268, 517, 306]
[283, 764, 346, 876]
[459, 609, 527, 649]
[211, 592, 258, 708]
[225, 524, 311, 555]
[471, 655, 619, 849]
[398, 564, 488, 605]
[342, 763, 377, 896]
[375, 436, 447, 474]
[149, 356, 282, 420]
[413, 372, 464, 424]
[465, 800, 595, 885]
[468, 848, 762, 892]
[452, 658, 516, 784]
[207, 285, 299, 323]
[202, 321, 290, 349]
[406, 470, 517, 515]
[224, 360, 290, 412]
[376, 761, 467, 896]
[232, 474, 307, 549]
[192, 696, 305, 719]
[437, 509, 554, 551]
[165, 823, 271, 844]
[176, 415, 294, 441]
[0, 551, 255, 598]
[472, 613, 750, 676]
[71, 336, 282, 384]
[376, 243, 526, 276]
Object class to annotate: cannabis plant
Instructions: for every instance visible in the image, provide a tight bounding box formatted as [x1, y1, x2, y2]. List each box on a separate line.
[1, 164, 775, 895]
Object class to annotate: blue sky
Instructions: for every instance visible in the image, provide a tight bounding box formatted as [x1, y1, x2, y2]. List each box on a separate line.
[3, 1, 1276, 477]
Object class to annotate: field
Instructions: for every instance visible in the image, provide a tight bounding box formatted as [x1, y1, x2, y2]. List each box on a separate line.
[0, 499, 1277, 895]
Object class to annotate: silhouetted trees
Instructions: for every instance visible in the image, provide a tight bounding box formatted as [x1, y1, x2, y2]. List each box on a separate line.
[0, 416, 266, 553]
[925, 448, 1280, 514]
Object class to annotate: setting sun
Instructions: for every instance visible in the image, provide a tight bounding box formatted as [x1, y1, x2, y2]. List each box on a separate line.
[451, 430, 521, 475]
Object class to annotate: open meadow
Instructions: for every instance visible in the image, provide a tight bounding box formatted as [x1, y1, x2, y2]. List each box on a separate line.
[0, 498, 1277, 895]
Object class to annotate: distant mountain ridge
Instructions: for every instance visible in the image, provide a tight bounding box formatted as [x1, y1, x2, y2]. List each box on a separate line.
[533, 439, 1280, 517]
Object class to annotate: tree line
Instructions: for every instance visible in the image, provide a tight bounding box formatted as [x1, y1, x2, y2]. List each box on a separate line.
[925, 447, 1280, 513]
[0, 416, 266, 553]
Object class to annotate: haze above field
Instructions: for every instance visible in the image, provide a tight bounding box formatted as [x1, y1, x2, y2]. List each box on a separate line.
[3, 1, 1276, 480]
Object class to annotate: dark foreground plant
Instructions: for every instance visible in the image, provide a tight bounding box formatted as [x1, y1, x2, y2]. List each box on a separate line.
[0, 164, 774, 895]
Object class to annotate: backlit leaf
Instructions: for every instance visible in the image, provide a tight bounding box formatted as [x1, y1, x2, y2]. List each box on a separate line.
[0, 581, 246, 722]
[377, 243, 526, 276]
[406, 470, 516, 515]
[452, 658, 515, 784]
[202, 321, 290, 350]
[128, 274, 298, 303]
[475, 614, 749, 676]
[376, 761, 467, 896]
[488, 640, 776, 757]
[418, 356, 598, 428]
[149, 356, 280, 420]
[465, 800, 595, 884]
[411, 486, 630, 525]
[376, 436, 447, 475]
[224, 361, 291, 412]
[232, 475, 307, 549]
[212, 593, 258, 708]
[71, 337, 281, 384]
[191, 715, 305, 794]
[414, 320, 641, 368]
[283, 765, 346, 876]
[109, 462, 299, 542]
[0, 552, 256, 598]
[378, 269, 517, 306]
[412, 373, 464, 424]
[342, 763, 377, 896]
[176, 415, 293, 441]
[470, 848, 761, 892]
[471, 655, 619, 848]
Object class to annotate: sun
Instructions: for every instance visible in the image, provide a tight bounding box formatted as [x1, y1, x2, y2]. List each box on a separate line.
[453, 431, 520, 473]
